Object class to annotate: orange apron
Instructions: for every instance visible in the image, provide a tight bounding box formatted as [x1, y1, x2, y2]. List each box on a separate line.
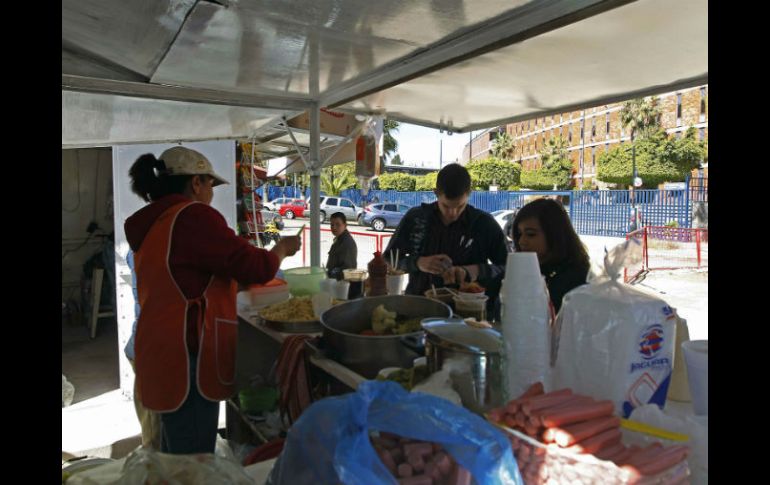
[134, 201, 238, 412]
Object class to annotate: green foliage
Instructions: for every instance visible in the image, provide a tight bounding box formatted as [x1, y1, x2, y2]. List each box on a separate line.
[415, 171, 439, 191]
[520, 137, 573, 190]
[390, 154, 403, 165]
[491, 132, 516, 160]
[620, 97, 662, 140]
[596, 129, 706, 187]
[383, 119, 400, 162]
[465, 157, 521, 190]
[320, 161, 357, 195]
[664, 220, 679, 228]
[377, 172, 417, 191]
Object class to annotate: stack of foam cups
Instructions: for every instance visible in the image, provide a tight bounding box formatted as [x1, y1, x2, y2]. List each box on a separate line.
[500, 252, 551, 402]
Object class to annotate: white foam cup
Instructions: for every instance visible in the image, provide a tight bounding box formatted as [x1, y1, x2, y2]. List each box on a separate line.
[681, 340, 708, 415]
[386, 273, 407, 295]
[332, 280, 350, 300]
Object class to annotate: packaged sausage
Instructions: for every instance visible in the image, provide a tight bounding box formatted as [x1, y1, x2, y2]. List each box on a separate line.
[551, 240, 677, 418]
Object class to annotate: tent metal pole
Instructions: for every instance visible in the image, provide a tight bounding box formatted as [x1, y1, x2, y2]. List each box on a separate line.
[309, 103, 321, 267]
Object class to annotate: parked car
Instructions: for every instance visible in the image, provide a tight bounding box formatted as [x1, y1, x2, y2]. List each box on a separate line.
[491, 209, 518, 240]
[362, 203, 411, 231]
[278, 199, 307, 219]
[318, 196, 363, 224]
[264, 197, 300, 211]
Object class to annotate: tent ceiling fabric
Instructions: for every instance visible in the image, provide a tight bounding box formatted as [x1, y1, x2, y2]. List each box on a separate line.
[340, 0, 708, 132]
[62, 0, 707, 146]
[61, 91, 284, 148]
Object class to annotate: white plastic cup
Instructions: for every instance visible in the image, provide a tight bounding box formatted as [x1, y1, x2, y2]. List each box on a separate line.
[320, 278, 336, 293]
[332, 280, 350, 300]
[681, 340, 708, 415]
[386, 273, 407, 295]
[504, 252, 544, 297]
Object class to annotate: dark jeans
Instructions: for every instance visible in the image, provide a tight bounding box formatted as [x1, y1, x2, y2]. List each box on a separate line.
[160, 354, 220, 454]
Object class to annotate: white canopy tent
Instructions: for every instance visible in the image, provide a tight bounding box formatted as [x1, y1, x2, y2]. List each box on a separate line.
[62, 0, 707, 265]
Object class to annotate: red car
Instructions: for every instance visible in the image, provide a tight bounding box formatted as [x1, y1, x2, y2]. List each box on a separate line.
[278, 199, 307, 219]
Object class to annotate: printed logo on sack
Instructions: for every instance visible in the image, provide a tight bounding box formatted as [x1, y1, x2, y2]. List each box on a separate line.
[638, 324, 665, 360]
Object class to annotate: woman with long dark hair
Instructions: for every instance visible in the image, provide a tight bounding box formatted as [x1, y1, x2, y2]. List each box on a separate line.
[510, 198, 590, 312]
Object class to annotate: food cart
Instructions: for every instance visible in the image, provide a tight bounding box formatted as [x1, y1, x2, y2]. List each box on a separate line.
[62, 0, 707, 483]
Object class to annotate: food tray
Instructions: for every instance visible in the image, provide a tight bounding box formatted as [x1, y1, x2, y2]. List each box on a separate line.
[496, 424, 690, 485]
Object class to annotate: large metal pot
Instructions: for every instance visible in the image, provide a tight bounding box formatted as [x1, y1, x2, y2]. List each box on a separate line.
[320, 295, 451, 378]
[422, 317, 504, 414]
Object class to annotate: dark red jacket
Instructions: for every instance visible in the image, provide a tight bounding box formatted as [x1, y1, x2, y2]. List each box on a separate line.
[125, 194, 279, 352]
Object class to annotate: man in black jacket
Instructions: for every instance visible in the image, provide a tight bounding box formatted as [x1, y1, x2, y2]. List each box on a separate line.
[384, 164, 510, 320]
[326, 212, 358, 280]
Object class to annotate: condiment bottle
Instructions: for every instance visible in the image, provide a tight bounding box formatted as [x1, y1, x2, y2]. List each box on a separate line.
[367, 251, 388, 296]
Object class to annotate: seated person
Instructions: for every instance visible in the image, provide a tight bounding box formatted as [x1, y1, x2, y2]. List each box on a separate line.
[326, 212, 357, 280]
[510, 199, 590, 313]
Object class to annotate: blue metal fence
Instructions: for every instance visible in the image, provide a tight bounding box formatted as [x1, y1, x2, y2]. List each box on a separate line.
[327, 179, 707, 237]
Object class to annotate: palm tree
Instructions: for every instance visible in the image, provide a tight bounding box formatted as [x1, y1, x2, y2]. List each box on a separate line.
[321, 162, 357, 195]
[492, 132, 516, 160]
[620, 97, 662, 140]
[383, 119, 400, 162]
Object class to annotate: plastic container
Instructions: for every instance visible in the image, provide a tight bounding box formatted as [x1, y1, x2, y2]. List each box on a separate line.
[283, 267, 326, 296]
[249, 278, 290, 308]
[424, 287, 455, 305]
[453, 295, 488, 321]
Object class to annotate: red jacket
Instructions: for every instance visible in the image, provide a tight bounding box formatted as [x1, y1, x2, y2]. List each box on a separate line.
[125, 194, 279, 354]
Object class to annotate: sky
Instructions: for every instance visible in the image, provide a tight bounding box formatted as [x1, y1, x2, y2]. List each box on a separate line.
[392, 123, 480, 169]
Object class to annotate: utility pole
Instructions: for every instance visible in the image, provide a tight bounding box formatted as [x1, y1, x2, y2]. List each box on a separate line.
[439, 138, 443, 168]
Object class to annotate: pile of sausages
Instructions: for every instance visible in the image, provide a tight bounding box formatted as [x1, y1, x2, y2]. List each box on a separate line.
[370, 432, 473, 485]
[487, 383, 690, 485]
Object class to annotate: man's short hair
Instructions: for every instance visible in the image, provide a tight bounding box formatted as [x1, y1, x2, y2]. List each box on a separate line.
[330, 212, 347, 224]
[436, 163, 471, 199]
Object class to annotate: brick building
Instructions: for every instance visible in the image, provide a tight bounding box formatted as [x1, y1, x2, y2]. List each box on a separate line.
[461, 85, 708, 188]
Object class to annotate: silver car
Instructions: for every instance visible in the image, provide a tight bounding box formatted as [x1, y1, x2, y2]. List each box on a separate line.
[318, 196, 363, 224]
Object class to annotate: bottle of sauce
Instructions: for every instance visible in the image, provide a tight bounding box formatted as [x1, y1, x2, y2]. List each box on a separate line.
[367, 251, 388, 296]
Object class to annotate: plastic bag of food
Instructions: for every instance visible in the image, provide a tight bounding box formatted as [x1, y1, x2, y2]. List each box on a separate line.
[551, 239, 677, 418]
[411, 358, 464, 406]
[267, 380, 522, 485]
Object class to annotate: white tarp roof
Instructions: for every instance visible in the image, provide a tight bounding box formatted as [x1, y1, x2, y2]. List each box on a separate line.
[62, 0, 707, 146]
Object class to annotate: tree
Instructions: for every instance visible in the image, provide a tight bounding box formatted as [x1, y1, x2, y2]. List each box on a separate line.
[491, 132, 515, 160]
[377, 172, 416, 191]
[383, 119, 400, 163]
[320, 161, 357, 195]
[390, 154, 403, 165]
[620, 97, 662, 140]
[520, 136, 573, 190]
[415, 171, 439, 191]
[596, 129, 706, 187]
[466, 157, 521, 190]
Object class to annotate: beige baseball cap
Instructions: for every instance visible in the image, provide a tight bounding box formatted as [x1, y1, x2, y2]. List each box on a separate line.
[158, 146, 229, 186]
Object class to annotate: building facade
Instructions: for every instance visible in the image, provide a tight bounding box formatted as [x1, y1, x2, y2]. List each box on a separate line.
[461, 85, 708, 188]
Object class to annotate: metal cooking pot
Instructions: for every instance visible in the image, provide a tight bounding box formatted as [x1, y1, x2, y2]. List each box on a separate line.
[421, 317, 504, 414]
[320, 295, 451, 378]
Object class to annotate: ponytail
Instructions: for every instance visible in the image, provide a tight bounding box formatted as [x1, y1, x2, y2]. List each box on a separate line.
[129, 153, 193, 202]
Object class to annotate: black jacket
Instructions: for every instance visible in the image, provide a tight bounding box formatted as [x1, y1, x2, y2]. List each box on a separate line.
[541, 259, 590, 313]
[326, 230, 358, 279]
[384, 202, 509, 316]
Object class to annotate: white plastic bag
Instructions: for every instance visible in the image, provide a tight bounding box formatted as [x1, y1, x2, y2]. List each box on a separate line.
[551, 239, 678, 417]
[411, 358, 464, 406]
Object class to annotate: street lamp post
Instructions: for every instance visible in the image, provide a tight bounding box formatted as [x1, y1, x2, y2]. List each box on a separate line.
[630, 129, 638, 231]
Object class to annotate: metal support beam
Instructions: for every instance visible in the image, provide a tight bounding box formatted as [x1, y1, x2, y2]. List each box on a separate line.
[62, 75, 312, 112]
[309, 104, 322, 267]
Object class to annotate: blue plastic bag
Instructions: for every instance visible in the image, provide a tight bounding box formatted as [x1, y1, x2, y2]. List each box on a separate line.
[267, 381, 522, 485]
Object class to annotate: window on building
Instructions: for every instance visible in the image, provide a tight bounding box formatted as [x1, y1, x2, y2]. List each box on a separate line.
[569, 125, 573, 143]
[560, 114, 563, 123]
[591, 147, 596, 167]
[579, 150, 583, 169]
[580, 125, 584, 141]
[700, 87, 706, 122]
[676, 93, 682, 127]
[591, 118, 596, 139]
[699, 128, 705, 141]
[528, 120, 531, 131]
[606, 113, 610, 140]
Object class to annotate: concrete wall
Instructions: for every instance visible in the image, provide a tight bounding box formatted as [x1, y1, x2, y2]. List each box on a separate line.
[62, 148, 115, 307]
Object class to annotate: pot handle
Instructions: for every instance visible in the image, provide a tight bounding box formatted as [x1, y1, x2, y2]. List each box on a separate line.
[400, 333, 426, 356]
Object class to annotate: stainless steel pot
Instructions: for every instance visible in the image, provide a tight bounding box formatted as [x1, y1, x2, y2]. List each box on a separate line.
[319, 295, 452, 378]
[421, 317, 504, 414]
